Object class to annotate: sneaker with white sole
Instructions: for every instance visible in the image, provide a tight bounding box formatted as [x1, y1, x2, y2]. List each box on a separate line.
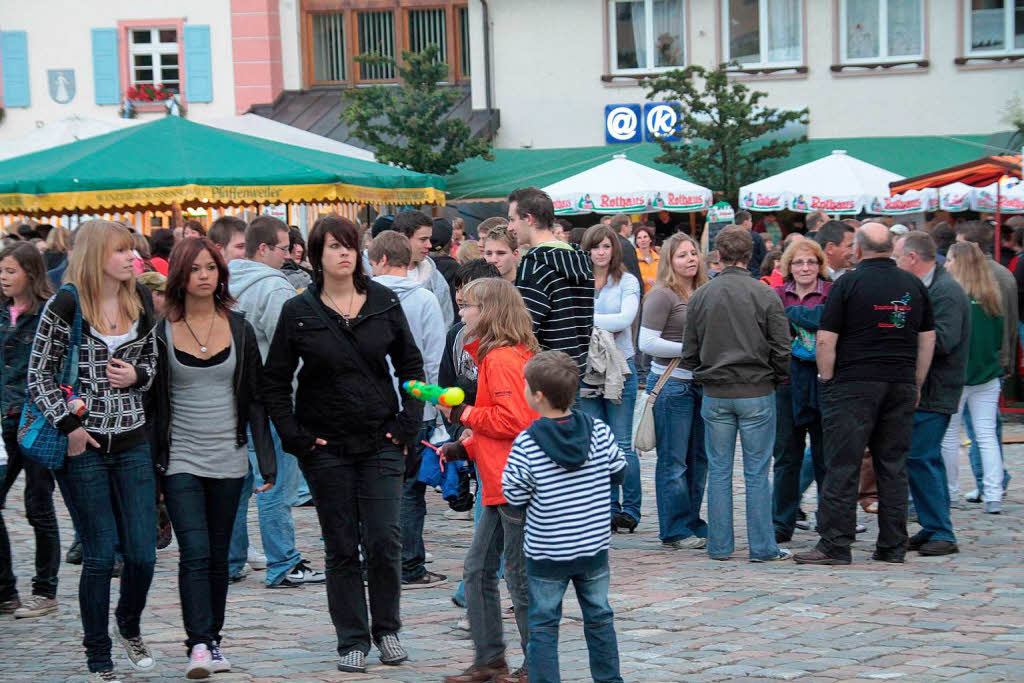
[286, 560, 325, 584]
[374, 633, 408, 665]
[425, 552, 435, 564]
[751, 548, 793, 563]
[210, 643, 231, 673]
[337, 650, 367, 673]
[13, 594, 58, 618]
[186, 643, 213, 679]
[444, 508, 474, 521]
[662, 536, 706, 550]
[402, 570, 446, 588]
[455, 617, 470, 631]
[247, 548, 267, 571]
[89, 671, 122, 683]
[113, 628, 155, 670]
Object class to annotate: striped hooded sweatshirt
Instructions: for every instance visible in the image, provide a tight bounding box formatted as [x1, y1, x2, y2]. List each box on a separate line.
[503, 410, 625, 577]
[516, 243, 594, 371]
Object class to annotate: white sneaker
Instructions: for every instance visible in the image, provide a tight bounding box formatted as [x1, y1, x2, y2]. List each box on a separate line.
[247, 548, 267, 570]
[425, 552, 435, 564]
[186, 643, 213, 679]
[210, 643, 231, 673]
[113, 628, 155, 671]
[444, 508, 474, 521]
[287, 560, 326, 584]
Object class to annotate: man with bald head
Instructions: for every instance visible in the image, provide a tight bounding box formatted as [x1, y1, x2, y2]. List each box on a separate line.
[795, 223, 936, 565]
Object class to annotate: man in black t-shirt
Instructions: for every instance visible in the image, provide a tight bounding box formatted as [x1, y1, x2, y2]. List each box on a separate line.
[794, 223, 936, 566]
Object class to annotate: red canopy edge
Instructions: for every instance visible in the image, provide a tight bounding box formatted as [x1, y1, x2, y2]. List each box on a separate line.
[888, 155, 1022, 194]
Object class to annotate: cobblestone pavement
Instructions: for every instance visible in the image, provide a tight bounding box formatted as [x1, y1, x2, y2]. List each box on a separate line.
[1, 434, 1022, 682]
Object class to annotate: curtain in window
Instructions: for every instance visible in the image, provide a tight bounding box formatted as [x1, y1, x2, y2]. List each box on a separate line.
[1014, 0, 1023, 49]
[653, 0, 684, 67]
[358, 11, 396, 79]
[766, 0, 801, 62]
[971, 0, 1006, 51]
[614, 1, 645, 69]
[313, 13, 346, 81]
[728, 0, 760, 64]
[846, 0, 880, 58]
[888, 0, 922, 56]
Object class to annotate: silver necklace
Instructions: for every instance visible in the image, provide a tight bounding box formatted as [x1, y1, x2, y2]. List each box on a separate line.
[183, 315, 216, 354]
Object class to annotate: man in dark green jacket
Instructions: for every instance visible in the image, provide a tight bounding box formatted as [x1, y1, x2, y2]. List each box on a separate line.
[894, 232, 969, 557]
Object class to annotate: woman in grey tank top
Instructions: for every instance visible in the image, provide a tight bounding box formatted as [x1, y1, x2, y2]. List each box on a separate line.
[150, 238, 276, 680]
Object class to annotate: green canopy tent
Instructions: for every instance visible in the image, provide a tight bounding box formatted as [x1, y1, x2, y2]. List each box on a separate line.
[0, 116, 445, 215]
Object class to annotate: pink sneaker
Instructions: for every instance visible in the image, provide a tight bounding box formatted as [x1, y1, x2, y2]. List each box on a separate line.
[186, 643, 212, 679]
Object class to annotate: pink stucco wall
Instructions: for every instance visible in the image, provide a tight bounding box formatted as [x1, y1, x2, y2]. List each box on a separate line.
[231, 0, 284, 113]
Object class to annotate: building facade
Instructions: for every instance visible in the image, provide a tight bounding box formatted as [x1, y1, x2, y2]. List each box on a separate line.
[1, 0, 1021, 149]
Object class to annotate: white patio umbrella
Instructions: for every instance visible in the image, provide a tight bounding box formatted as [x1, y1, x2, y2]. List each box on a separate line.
[939, 182, 975, 212]
[739, 149, 935, 216]
[0, 116, 141, 161]
[541, 154, 712, 215]
[970, 178, 1024, 214]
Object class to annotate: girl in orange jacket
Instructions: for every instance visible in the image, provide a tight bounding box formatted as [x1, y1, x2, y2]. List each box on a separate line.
[438, 277, 538, 682]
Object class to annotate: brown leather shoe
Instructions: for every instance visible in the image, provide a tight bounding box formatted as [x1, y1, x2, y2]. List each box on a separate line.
[443, 658, 510, 683]
[494, 667, 528, 683]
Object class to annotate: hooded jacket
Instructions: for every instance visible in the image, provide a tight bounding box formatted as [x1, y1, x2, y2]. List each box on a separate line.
[149, 310, 276, 483]
[373, 273, 445, 421]
[503, 411, 625, 575]
[459, 340, 537, 506]
[262, 281, 425, 457]
[515, 243, 594, 370]
[227, 259, 298, 361]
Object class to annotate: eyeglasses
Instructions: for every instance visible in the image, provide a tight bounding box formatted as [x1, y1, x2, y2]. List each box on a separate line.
[791, 259, 819, 268]
[266, 244, 290, 254]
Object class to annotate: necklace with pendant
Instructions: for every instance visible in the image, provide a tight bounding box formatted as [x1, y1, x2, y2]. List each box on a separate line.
[183, 315, 216, 354]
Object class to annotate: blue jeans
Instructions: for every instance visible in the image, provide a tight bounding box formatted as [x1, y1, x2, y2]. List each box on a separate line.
[228, 425, 302, 586]
[906, 411, 956, 543]
[526, 559, 623, 683]
[580, 359, 640, 522]
[702, 394, 779, 561]
[55, 443, 156, 673]
[453, 486, 503, 607]
[164, 473, 246, 654]
[292, 470, 312, 506]
[646, 374, 707, 542]
[400, 422, 435, 582]
[963, 405, 1011, 495]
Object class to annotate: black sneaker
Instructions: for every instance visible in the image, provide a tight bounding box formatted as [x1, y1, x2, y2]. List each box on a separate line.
[918, 540, 959, 556]
[871, 549, 905, 563]
[337, 650, 366, 673]
[266, 577, 303, 589]
[374, 633, 408, 665]
[907, 530, 930, 551]
[65, 540, 83, 565]
[286, 560, 325, 584]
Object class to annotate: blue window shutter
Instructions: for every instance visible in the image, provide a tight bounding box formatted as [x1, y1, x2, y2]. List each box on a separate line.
[183, 25, 212, 103]
[1, 31, 30, 107]
[91, 28, 120, 105]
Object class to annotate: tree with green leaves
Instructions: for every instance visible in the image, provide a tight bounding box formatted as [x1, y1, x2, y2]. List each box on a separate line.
[343, 45, 492, 176]
[645, 63, 809, 206]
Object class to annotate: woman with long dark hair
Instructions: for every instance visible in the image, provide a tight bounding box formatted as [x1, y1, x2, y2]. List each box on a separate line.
[150, 237, 276, 678]
[262, 214, 425, 674]
[0, 243, 59, 619]
[27, 220, 159, 682]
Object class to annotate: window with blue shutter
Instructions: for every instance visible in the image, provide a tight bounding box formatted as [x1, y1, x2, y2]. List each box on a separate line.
[91, 28, 120, 105]
[183, 25, 212, 103]
[1, 31, 30, 107]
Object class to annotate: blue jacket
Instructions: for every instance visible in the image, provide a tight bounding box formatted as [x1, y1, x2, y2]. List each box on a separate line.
[0, 303, 43, 418]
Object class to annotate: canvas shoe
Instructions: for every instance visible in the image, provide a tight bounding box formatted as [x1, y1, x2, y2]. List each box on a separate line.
[89, 672, 122, 683]
[210, 643, 231, 673]
[13, 595, 57, 618]
[337, 650, 366, 673]
[374, 633, 408, 665]
[186, 643, 213, 679]
[247, 548, 267, 570]
[113, 628, 155, 670]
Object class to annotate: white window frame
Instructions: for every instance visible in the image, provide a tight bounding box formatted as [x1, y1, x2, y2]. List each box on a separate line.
[129, 27, 180, 91]
[721, 0, 804, 69]
[608, 0, 687, 74]
[965, 0, 1024, 56]
[839, 0, 925, 64]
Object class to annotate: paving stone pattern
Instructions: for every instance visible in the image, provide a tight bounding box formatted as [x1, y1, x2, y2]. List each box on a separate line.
[1, 435, 1021, 681]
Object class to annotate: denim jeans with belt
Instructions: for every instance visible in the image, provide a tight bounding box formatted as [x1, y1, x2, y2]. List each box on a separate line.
[228, 424, 301, 585]
[526, 559, 623, 683]
[464, 503, 529, 667]
[163, 472, 246, 654]
[646, 373, 707, 543]
[579, 359, 640, 522]
[0, 414, 60, 601]
[906, 411, 956, 544]
[55, 443, 156, 673]
[702, 393, 779, 560]
[300, 445, 404, 656]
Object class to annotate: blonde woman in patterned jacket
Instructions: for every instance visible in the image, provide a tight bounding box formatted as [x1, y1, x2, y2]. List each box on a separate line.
[27, 220, 159, 683]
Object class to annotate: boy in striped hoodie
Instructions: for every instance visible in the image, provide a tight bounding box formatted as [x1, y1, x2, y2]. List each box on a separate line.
[502, 351, 625, 683]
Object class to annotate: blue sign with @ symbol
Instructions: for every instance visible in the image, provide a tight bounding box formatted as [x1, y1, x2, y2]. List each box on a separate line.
[605, 104, 642, 144]
[644, 102, 681, 142]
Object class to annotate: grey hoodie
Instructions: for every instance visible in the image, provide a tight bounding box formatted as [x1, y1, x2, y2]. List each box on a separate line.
[362, 251, 455, 327]
[228, 259, 297, 361]
[373, 273, 445, 421]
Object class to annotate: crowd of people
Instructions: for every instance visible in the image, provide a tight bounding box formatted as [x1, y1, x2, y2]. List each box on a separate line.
[0, 189, 1015, 683]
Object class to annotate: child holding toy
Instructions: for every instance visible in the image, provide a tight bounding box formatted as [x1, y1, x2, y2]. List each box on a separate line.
[437, 278, 538, 683]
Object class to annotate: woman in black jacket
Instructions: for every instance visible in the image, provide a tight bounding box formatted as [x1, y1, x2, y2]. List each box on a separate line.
[263, 214, 424, 674]
[149, 237, 276, 679]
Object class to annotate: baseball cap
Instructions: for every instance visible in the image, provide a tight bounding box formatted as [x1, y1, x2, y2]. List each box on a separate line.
[431, 218, 454, 251]
[370, 215, 395, 238]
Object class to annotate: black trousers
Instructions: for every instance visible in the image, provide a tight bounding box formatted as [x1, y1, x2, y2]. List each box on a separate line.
[817, 380, 917, 560]
[772, 384, 824, 539]
[0, 414, 60, 601]
[300, 445, 403, 656]
[163, 472, 245, 654]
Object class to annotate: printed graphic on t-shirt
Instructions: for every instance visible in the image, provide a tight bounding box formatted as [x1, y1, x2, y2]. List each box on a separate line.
[874, 293, 912, 329]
